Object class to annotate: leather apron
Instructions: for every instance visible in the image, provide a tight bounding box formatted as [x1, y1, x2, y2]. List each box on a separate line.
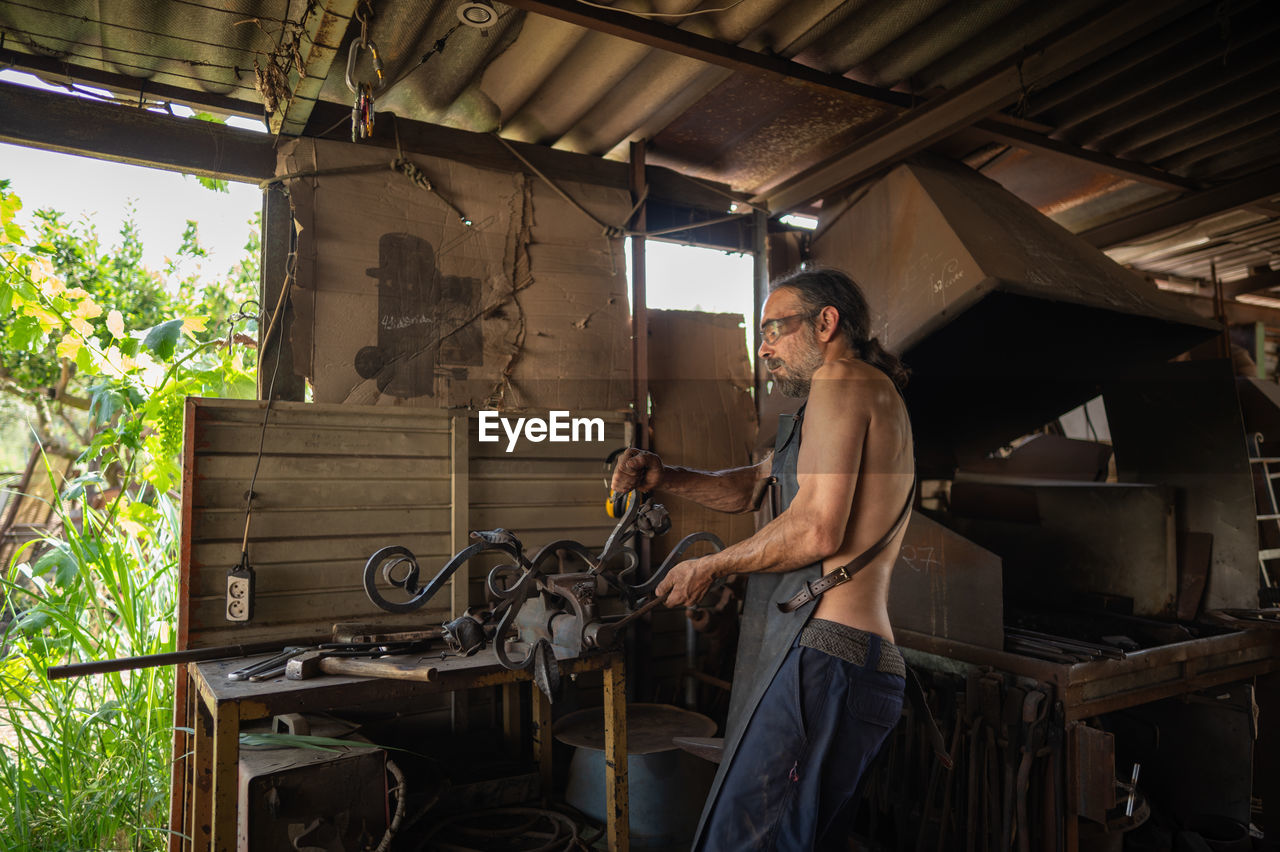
[693, 406, 818, 847]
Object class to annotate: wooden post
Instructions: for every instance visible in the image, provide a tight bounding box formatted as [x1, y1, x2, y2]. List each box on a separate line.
[169, 667, 191, 852]
[450, 415, 470, 617]
[502, 683, 523, 758]
[210, 701, 241, 852]
[629, 142, 650, 703]
[604, 657, 629, 852]
[191, 697, 214, 851]
[258, 184, 305, 401]
[753, 209, 769, 413]
[450, 415, 471, 731]
[532, 686, 554, 799]
[629, 140, 648, 452]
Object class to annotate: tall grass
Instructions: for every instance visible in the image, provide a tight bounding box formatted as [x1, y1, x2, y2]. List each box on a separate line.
[0, 471, 178, 851]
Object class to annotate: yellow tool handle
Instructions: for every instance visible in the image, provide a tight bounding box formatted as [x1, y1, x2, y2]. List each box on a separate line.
[605, 489, 633, 519]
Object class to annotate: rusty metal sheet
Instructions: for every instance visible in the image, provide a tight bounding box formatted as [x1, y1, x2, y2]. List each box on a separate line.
[1072, 723, 1116, 823]
[951, 480, 1178, 618]
[888, 511, 1004, 649]
[812, 157, 1219, 475]
[648, 72, 898, 193]
[1104, 360, 1260, 612]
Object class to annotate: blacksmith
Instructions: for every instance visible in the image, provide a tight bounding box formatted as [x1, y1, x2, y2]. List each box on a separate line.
[611, 267, 918, 851]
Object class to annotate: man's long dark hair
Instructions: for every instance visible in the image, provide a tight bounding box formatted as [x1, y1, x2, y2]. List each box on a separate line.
[771, 267, 910, 391]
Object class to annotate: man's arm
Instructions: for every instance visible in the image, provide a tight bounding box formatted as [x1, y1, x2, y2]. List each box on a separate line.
[610, 448, 772, 514]
[656, 362, 877, 606]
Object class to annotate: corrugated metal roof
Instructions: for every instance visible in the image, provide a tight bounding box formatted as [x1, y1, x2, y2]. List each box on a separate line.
[1, 0, 1278, 288]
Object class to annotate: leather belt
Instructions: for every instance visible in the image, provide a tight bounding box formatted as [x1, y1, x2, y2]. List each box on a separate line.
[778, 566, 852, 613]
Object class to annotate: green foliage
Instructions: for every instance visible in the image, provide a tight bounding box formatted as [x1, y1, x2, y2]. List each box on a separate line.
[0, 179, 260, 849]
[0, 485, 179, 850]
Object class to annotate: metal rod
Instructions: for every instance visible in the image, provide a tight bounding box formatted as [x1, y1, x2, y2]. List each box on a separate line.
[46, 638, 313, 680]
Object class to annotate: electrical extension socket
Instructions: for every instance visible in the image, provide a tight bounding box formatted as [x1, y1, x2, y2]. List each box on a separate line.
[226, 565, 254, 622]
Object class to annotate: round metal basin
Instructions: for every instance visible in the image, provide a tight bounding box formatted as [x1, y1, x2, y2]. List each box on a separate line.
[556, 703, 718, 851]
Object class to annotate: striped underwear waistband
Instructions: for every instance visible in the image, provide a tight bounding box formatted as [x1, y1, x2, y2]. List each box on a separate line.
[799, 618, 907, 678]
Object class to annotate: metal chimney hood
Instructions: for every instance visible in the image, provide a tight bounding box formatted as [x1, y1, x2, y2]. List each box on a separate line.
[811, 157, 1220, 475]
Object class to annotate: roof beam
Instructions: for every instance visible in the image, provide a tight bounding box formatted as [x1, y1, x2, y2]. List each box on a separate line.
[971, 119, 1198, 192]
[0, 46, 263, 118]
[495, 0, 913, 108]
[758, 0, 1200, 211]
[1080, 165, 1280, 248]
[0, 80, 276, 182]
[1223, 267, 1280, 300]
[271, 0, 360, 136]
[502, 0, 1199, 204]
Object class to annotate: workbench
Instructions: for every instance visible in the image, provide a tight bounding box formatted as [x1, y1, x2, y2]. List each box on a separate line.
[895, 626, 1280, 851]
[180, 648, 629, 852]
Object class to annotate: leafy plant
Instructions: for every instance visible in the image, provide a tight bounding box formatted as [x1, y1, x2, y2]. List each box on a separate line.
[0, 177, 260, 850]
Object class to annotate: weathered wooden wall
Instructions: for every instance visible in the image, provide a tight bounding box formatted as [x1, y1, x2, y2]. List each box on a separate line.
[180, 398, 456, 650]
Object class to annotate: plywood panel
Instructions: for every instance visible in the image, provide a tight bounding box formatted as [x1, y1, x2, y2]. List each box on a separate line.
[181, 399, 453, 650]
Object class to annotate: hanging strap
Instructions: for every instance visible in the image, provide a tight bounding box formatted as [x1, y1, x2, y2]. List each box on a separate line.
[776, 475, 916, 613]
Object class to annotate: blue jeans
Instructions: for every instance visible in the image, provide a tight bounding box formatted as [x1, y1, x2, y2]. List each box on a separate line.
[699, 633, 905, 851]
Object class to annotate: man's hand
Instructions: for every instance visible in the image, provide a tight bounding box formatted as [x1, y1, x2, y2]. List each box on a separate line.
[655, 556, 717, 608]
[611, 448, 664, 494]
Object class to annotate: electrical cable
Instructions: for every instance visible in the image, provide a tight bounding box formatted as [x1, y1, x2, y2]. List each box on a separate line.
[573, 0, 748, 19]
[261, 158, 473, 227]
[380, 21, 463, 95]
[0, 24, 242, 71]
[490, 132, 631, 238]
[1, 0, 290, 58]
[166, 0, 306, 26]
[370, 758, 406, 852]
[238, 246, 293, 561]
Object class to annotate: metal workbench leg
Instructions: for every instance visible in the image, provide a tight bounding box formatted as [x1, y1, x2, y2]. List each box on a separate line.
[604, 657, 629, 852]
[532, 685, 553, 797]
[210, 700, 240, 852]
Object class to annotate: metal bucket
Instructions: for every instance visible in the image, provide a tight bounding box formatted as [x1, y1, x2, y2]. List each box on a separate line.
[556, 703, 718, 851]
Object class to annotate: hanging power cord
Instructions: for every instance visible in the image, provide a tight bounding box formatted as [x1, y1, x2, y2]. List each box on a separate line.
[229, 249, 293, 619]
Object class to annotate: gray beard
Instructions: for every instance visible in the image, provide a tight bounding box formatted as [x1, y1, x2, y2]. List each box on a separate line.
[776, 372, 811, 398]
[769, 329, 823, 398]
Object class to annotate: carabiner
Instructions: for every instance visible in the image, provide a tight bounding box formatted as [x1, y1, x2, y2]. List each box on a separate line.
[345, 38, 385, 95]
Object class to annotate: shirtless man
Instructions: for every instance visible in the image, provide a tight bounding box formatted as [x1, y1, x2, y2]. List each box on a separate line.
[611, 268, 915, 851]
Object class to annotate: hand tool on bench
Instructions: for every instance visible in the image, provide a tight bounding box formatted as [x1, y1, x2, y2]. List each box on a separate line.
[285, 640, 436, 680]
[226, 646, 314, 681]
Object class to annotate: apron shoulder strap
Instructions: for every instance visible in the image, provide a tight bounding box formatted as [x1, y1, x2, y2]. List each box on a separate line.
[776, 474, 916, 613]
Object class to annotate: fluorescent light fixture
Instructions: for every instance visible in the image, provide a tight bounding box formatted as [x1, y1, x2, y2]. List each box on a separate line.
[779, 213, 817, 230]
[1235, 293, 1280, 309]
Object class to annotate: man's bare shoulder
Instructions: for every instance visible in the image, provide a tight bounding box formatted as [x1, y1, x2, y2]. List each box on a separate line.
[811, 357, 900, 414]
